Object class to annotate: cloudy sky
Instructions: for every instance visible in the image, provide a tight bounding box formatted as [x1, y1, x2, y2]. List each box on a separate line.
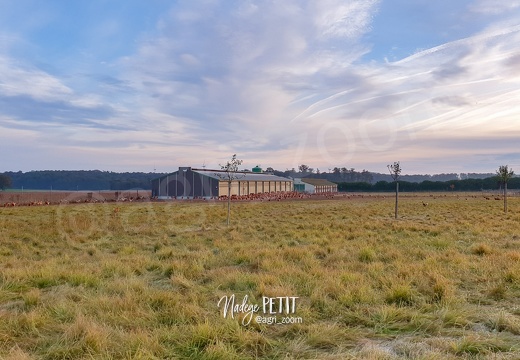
[1, 0, 519, 174]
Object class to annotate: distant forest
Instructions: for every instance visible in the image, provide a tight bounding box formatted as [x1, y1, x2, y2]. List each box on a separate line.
[337, 177, 520, 192]
[2, 170, 165, 191]
[273, 166, 516, 192]
[0, 169, 516, 192]
[271, 167, 495, 184]
[269, 167, 516, 192]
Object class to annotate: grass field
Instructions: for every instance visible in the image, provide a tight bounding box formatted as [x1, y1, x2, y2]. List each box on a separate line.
[0, 194, 519, 359]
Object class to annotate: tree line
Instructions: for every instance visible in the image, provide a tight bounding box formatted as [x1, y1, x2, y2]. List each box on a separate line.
[337, 176, 520, 192]
[268, 164, 494, 184]
[271, 166, 374, 183]
[0, 170, 164, 191]
[2, 168, 517, 192]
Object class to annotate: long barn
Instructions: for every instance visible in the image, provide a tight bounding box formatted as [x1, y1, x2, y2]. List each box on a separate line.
[293, 178, 337, 194]
[151, 167, 293, 199]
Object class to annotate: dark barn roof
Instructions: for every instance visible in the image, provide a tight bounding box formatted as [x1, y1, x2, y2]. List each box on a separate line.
[193, 169, 290, 182]
[153, 168, 292, 182]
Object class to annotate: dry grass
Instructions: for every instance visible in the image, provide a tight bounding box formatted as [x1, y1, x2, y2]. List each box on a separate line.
[0, 194, 519, 359]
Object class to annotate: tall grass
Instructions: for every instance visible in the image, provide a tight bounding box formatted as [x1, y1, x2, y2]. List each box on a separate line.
[0, 195, 519, 358]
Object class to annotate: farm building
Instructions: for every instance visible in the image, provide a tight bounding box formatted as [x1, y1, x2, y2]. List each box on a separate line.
[151, 167, 293, 199]
[293, 178, 338, 194]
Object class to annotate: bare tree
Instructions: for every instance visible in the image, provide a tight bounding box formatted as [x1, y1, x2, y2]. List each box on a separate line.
[388, 162, 401, 219]
[496, 165, 514, 213]
[218, 154, 244, 225]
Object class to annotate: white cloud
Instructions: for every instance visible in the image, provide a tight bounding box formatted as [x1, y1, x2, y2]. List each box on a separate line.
[312, 0, 378, 39]
[0, 57, 73, 101]
[122, 0, 378, 135]
[470, 0, 520, 15]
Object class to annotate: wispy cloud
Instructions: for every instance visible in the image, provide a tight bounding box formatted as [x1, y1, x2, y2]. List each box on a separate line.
[0, 57, 72, 100]
[470, 0, 520, 15]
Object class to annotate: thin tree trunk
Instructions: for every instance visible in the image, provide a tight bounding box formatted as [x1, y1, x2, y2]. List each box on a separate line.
[395, 181, 399, 219]
[227, 180, 231, 225]
[504, 182, 508, 213]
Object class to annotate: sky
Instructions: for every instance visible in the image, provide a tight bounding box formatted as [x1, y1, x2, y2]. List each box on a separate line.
[1, 0, 520, 174]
